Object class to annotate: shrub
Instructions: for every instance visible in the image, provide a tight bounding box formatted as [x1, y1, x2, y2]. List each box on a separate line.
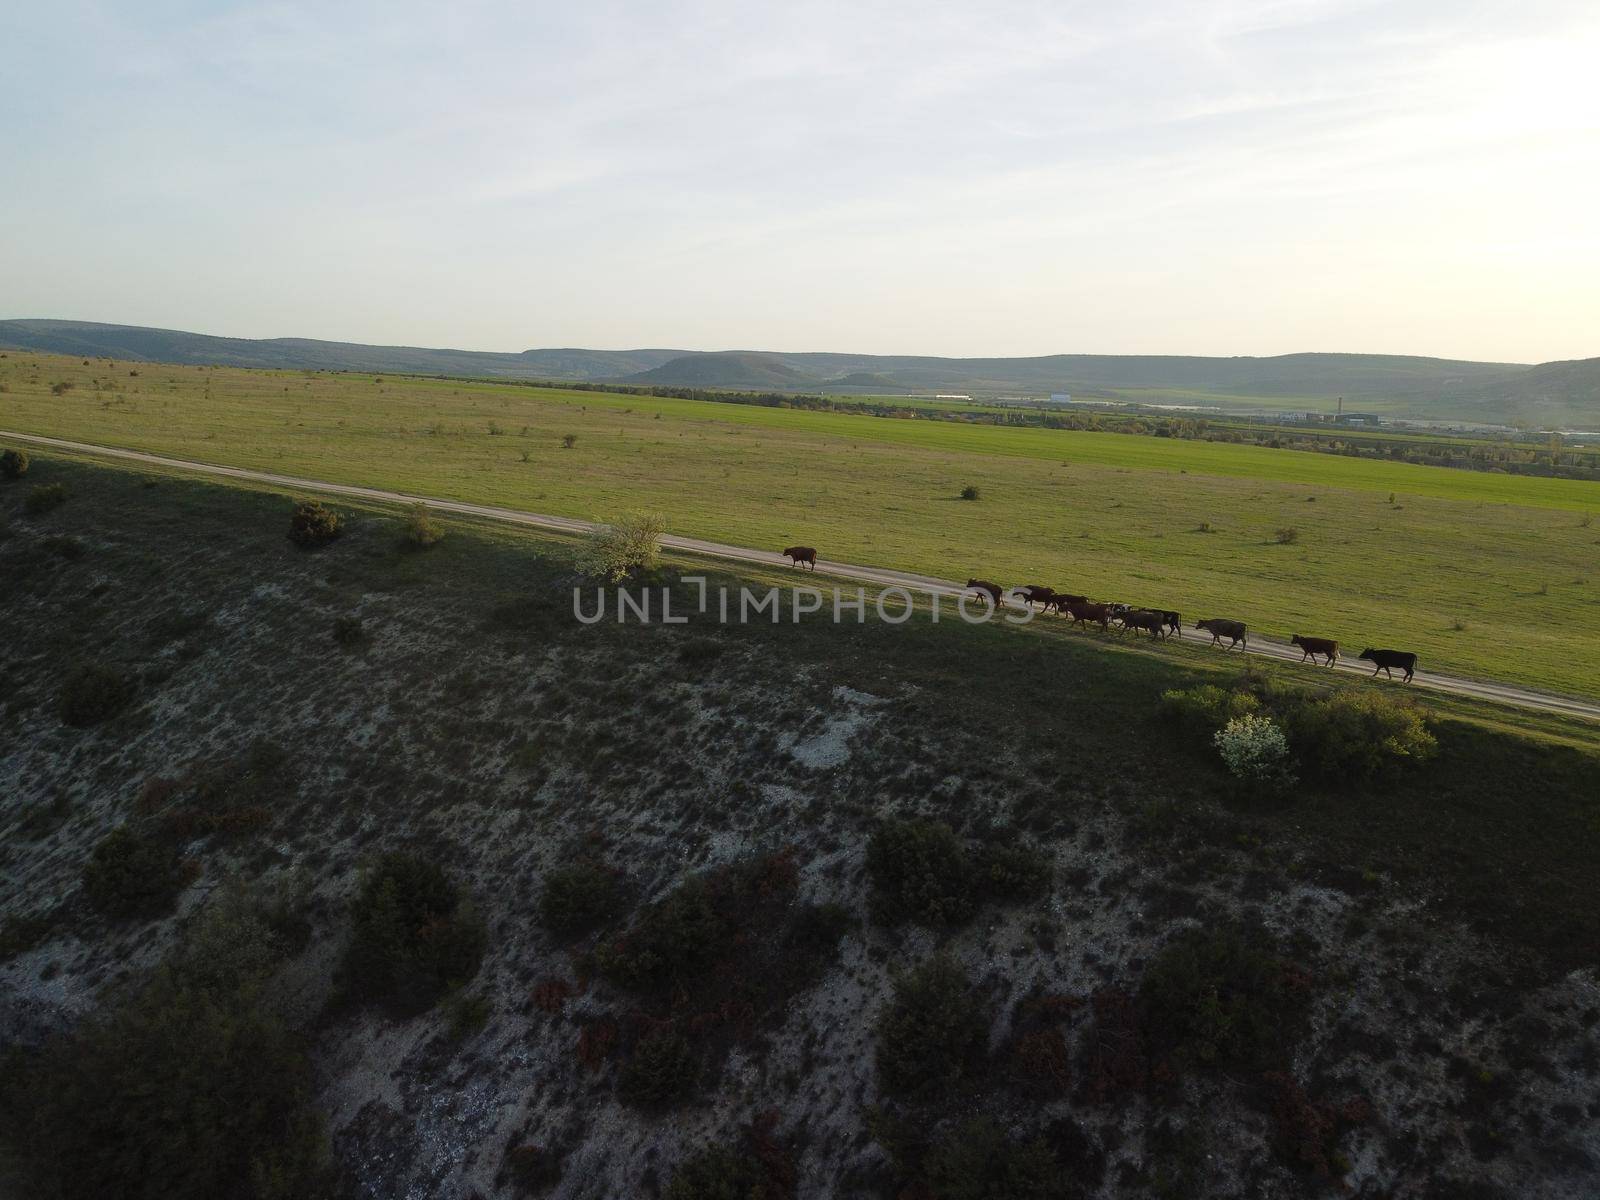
[81, 828, 189, 918]
[977, 841, 1052, 901]
[1137, 926, 1310, 1073]
[921, 1119, 1062, 1200]
[332, 615, 365, 647]
[665, 1146, 770, 1200]
[1159, 685, 1259, 740]
[538, 861, 623, 938]
[50, 380, 73, 395]
[402, 501, 444, 549]
[561, 433, 578, 449]
[23, 483, 68, 515]
[0, 912, 52, 961]
[287, 499, 342, 547]
[577, 511, 666, 582]
[0, 448, 27, 479]
[500, 1143, 563, 1194]
[594, 875, 725, 990]
[866, 818, 975, 926]
[58, 662, 135, 726]
[0, 896, 328, 1199]
[1274, 527, 1299, 544]
[619, 1029, 699, 1106]
[1213, 714, 1295, 790]
[959, 485, 981, 501]
[876, 955, 987, 1100]
[1279, 689, 1436, 784]
[338, 852, 486, 1013]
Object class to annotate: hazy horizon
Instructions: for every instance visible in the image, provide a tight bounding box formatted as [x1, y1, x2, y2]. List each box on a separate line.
[4, 1, 1597, 363]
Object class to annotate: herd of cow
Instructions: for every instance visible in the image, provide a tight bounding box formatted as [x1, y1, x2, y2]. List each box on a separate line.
[963, 579, 1419, 682]
[778, 546, 1419, 681]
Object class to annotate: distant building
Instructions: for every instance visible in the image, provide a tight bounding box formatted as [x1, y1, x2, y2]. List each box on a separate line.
[935, 394, 971, 402]
[1049, 392, 1071, 404]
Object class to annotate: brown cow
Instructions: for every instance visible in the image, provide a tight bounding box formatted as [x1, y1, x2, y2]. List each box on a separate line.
[1064, 601, 1111, 631]
[1195, 618, 1248, 650]
[781, 545, 817, 570]
[1159, 611, 1182, 638]
[1015, 585, 1056, 611]
[1291, 634, 1338, 666]
[965, 578, 1005, 608]
[1359, 648, 1416, 682]
[1046, 593, 1087, 616]
[1117, 609, 1166, 638]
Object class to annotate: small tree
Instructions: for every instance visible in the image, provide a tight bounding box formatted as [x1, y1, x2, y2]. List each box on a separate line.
[561, 433, 578, 449]
[578, 511, 665, 581]
[0, 448, 28, 480]
[287, 499, 342, 548]
[401, 502, 444, 549]
[959, 485, 980, 501]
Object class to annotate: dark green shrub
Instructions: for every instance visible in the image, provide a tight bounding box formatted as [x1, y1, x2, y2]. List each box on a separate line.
[58, 663, 135, 727]
[23, 483, 68, 515]
[81, 828, 190, 917]
[959, 485, 981, 501]
[332, 615, 365, 647]
[338, 852, 486, 1013]
[287, 499, 342, 547]
[922, 1119, 1063, 1200]
[538, 861, 623, 938]
[0, 896, 328, 1199]
[1137, 926, 1310, 1073]
[1279, 689, 1436, 783]
[1159, 685, 1260, 740]
[0, 911, 52, 960]
[499, 1142, 562, 1194]
[876, 955, 987, 1100]
[619, 1029, 699, 1106]
[977, 842, 1052, 901]
[595, 876, 725, 989]
[665, 1145, 778, 1200]
[0, 448, 28, 479]
[402, 501, 444, 549]
[866, 818, 975, 926]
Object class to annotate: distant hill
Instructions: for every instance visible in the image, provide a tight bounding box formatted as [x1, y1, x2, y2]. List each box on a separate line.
[624, 351, 820, 389]
[2, 318, 1595, 427]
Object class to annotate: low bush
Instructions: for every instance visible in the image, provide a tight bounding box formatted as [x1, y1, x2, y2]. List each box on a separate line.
[977, 841, 1052, 901]
[1159, 685, 1260, 740]
[1280, 689, 1436, 783]
[1213, 714, 1296, 791]
[665, 1146, 770, 1200]
[875, 955, 988, 1100]
[332, 615, 365, 647]
[401, 501, 444, 549]
[0, 447, 28, 479]
[287, 499, 342, 548]
[866, 818, 975, 926]
[58, 662, 135, 726]
[538, 860, 623, 938]
[618, 1029, 699, 1107]
[1274, 526, 1299, 544]
[0, 894, 328, 1199]
[81, 828, 190, 918]
[594, 875, 724, 990]
[1137, 926, 1311, 1074]
[577, 511, 666, 582]
[0, 911, 52, 961]
[23, 483, 68, 515]
[337, 852, 486, 1013]
[959, 485, 981, 501]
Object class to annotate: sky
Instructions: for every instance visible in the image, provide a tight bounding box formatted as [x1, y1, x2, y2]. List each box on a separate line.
[3, 0, 1598, 363]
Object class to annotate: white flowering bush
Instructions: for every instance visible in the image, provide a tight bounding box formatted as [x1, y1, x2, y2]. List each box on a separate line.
[1213, 714, 1295, 789]
[577, 511, 666, 582]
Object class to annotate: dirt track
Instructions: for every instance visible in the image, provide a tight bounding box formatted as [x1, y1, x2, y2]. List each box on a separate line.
[7, 429, 1598, 723]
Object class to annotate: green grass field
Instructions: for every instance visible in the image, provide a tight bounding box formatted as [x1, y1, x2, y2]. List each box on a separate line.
[4, 351, 1598, 697]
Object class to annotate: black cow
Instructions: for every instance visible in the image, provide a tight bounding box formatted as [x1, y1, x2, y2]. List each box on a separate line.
[1359, 648, 1416, 682]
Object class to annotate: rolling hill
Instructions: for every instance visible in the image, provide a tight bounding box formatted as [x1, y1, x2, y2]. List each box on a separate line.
[3, 318, 1596, 427]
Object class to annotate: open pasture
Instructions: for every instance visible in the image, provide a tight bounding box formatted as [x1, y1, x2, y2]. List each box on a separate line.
[3, 352, 1598, 697]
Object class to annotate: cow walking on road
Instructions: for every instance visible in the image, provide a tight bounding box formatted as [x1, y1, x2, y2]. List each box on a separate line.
[1291, 635, 1339, 666]
[1359, 648, 1416, 682]
[1195, 618, 1248, 650]
[782, 545, 817, 570]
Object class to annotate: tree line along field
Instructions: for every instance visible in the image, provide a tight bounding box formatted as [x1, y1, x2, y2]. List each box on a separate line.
[3, 351, 1598, 698]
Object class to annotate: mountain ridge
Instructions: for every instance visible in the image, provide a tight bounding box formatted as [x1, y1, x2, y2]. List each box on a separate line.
[2, 318, 1595, 427]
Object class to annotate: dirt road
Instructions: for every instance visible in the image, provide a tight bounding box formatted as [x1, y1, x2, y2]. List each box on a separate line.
[7, 429, 1598, 722]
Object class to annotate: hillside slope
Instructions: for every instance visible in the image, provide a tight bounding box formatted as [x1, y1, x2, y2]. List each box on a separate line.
[1, 455, 1598, 1199]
